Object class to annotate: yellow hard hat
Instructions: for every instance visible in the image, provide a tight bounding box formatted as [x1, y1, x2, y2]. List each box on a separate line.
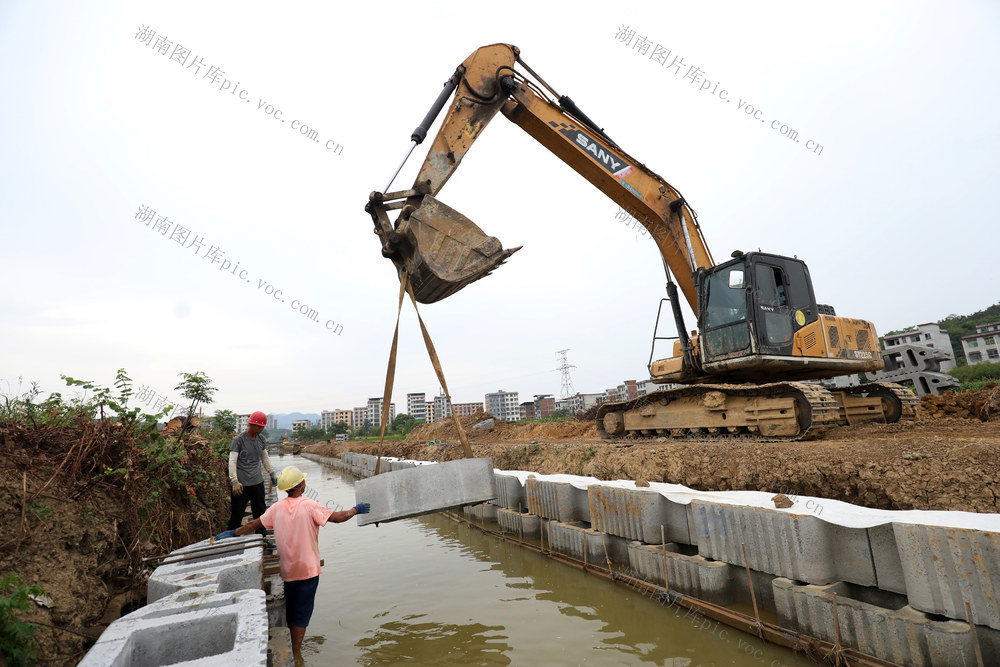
[277, 466, 307, 491]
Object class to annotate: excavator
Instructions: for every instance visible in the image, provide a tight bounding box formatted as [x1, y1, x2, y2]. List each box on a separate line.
[365, 43, 917, 441]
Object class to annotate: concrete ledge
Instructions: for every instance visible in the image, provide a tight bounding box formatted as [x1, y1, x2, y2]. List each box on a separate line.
[773, 577, 978, 667]
[268, 627, 293, 667]
[526, 478, 591, 523]
[627, 541, 734, 605]
[147, 535, 264, 603]
[355, 458, 497, 526]
[496, 508, 541, 539]
[894, 522, 1000, 630]
[589, 485, 691, 545]
[690, 501, 875, 586]
[80, 588, 268, 666]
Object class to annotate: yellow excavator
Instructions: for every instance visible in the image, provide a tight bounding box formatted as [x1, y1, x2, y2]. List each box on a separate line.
[365, 43, 917, 441]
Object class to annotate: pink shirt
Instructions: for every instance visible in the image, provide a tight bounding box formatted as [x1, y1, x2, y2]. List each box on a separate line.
[259, 496, 332, 582]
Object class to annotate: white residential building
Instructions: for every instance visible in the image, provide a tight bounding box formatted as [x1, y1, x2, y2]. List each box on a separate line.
[485, 390, 521, 421]
[291, 419, 311, 432]
[883, 323, 956, 371]
[962, 322, 1000, 365]
[235, 413, 252, 433]
[407, 392, 427, 421]
[320, 410, 338, 430]
[365, 397, 396, 428]
[352, 406, 367, 429]
[433, 393, 452, 421]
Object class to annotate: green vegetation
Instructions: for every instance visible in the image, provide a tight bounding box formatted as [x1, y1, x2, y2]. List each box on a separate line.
[947, 361, 1000, 390]
[290, 413, 422, 442]
[0, 572, 45, 667]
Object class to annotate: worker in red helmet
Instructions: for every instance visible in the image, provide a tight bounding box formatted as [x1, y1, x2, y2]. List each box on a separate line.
[226, 410, 276, 535]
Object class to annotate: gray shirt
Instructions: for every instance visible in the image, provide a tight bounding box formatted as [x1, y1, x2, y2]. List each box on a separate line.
[230, 432, 267, 485]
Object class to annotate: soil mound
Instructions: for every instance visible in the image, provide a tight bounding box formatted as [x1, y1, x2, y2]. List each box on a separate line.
[921, 384, 1000, 421]
[401, 412, 598, 445]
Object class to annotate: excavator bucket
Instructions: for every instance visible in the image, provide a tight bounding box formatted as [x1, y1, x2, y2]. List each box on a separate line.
[376, 195, 520, 304]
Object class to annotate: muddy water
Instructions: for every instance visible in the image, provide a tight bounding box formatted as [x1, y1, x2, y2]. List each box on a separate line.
[279, 455, 815, 666]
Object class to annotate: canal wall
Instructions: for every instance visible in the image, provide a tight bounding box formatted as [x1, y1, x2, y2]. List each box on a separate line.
[80, 488, 293, 666]
[315, 451, 1000, 667]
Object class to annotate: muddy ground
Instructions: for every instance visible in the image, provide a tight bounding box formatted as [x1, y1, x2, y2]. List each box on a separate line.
[309, 387, 1000, 514]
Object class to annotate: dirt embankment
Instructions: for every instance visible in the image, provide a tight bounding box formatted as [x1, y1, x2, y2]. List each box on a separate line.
[308, 391, 1000, 514]
[0, 418, 229, 665]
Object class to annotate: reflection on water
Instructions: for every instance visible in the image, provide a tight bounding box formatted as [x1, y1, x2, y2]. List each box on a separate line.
[358, 616, 511, 666]
[281, 456, 815, 666]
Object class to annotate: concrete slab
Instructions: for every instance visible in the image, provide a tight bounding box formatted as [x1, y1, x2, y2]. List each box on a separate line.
[462, 503, 498, 522]
[497, 508, 541, 539]
[627, 541, 734, 605]
[690, 501, 876, 586]
[147, 535, 264, 603]
[354, 458, 496, 526]
[80, 588, 268, 666]
[894, 522, 1000, 630]
[492, 472, 526, 510]
[773, 577, 978, 667]
[589, 485, 691, 545]
[868, 523, 907, 595]
[547, 521, 625, 566]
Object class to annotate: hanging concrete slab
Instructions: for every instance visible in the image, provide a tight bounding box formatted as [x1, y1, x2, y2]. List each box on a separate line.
[354, 457, 497, 526]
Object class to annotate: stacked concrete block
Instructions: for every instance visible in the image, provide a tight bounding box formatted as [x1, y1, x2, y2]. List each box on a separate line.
[773, 578, 981, 667]
[148, 535, 264, 603]
[268, 627, 294, 667]
[872, 343, 960, 397]
[588, 485, 692, 545]
[80, 588, 268, 666]
[868, 523, 907, 594]
[526, 478, 591, 523]
[492, 473, 526, 510]
[690, 501, 876, 586]
[355, 458, 496, 526]
[543, 521, 629, 565]
[893, 523, 1000, 630]
[496, 508, 541, 539]
[627, 542, 734, 605]
[462, 503, 498, 522]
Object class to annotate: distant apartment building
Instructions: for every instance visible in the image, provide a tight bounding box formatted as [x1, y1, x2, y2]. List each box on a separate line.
[267, 413, 278, 429]
[407, 392, 427, 421]
[236, 413, 252, 433]
[424, 402, 436, 423]
[558, 392, 605, 414]
[485, 390, 521, 421]
[962, 322, 1000, 365]
[352, 406, 367, 429]
[883, 323, 957, 371]
[333, 409, 353, 427]
[432, 393, 452, 421]
[320, 410, 337, 431]
[452, 402, 483, 418]
[365, 397, 395, 428]
[532, 394, 555, 419]
[291, 419, 311, 432]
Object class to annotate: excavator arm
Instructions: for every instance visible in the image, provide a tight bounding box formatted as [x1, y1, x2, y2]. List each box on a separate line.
[366, 43, 713, 313]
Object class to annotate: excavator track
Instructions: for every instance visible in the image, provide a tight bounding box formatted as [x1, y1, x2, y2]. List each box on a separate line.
[831, 382, 919, 425]
[596, 382, 845, 443]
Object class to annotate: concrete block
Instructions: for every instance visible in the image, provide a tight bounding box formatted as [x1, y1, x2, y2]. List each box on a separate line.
[264, 574, 285, 628]
[491, 473, 526, 510]
[773, 577, 979, 667]
[80, 588, 268, 666]
[868, 523, 907, 594]
[147, 535, 264, 603]
[894, 522, 1000, 630]
[690, 501, 876, 586]
[462, 503, 498, 522]
[497, 508, 540, 539]
[526, 478, 591, 522]
[627, 541, 734, 605]
[355, 458, 496, 526]
[547, 521, 626, 565]
[589, 485, 691, 545]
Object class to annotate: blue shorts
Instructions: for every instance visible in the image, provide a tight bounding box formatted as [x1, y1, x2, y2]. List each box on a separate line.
[284, 576, 319, 627]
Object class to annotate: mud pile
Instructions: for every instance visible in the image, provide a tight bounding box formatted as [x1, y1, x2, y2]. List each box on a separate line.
[401, 413, 599, 445]
[921, 383, 1000, 421]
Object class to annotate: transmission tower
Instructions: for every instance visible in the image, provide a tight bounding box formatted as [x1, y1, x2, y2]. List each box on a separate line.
[555, 349, 576, 399]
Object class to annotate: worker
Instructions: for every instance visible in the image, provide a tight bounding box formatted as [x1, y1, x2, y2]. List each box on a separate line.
[217, 466, 370, 660]
[227, 410, 277, 536]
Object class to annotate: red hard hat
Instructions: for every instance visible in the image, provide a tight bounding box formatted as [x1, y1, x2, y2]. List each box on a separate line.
[249, 411, 267, 426]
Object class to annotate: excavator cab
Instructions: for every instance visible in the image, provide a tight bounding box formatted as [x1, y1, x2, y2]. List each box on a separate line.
[366, 191, 520, 303]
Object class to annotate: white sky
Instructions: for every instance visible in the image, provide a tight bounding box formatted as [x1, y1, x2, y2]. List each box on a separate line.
[2, 1, 998, 417]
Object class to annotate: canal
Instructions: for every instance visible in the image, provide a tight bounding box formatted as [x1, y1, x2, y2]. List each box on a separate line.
[279, 454, 817, 666]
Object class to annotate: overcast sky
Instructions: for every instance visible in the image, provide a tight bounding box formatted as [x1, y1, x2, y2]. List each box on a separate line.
[2, 1, 997, 418]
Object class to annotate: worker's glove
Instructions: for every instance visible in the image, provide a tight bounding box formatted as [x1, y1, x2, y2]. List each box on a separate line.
[231, 479, 244, 496]
[354, 503, 371, 514]
[215, 529, 237, 540]
[270, 474, 277, 488]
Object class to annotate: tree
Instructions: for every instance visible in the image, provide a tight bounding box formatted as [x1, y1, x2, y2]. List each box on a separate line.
[328, 421, 349, 435]
[212, 409, 237, 434]
[174, 371, 218, 421]
[551, 408, 572, 419]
